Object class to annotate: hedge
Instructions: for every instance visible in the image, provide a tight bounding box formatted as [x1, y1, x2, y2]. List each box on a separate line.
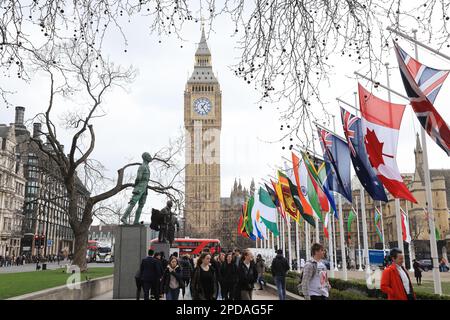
[264, 273, 374, 300]
[264, 272, 450, 300]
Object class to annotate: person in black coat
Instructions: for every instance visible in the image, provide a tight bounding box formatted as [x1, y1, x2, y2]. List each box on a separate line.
[190, 253, 218, 300]
[140, 249, 163, 300]
[220, 253, 238, 300]
[271, 249, 290, 300]
[237, 249, 258, 300]
[161, 257, 185, 300]
[412, 259, 423, 285]
[179, 254, 193, 289]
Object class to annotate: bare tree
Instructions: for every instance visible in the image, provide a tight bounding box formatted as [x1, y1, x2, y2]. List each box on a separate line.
[24, 41, 184, 271]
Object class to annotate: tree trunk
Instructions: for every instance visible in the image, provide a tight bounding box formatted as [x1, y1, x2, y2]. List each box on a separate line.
[73, 230, 89, 272]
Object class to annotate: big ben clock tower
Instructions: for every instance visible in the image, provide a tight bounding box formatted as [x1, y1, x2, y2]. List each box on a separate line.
[184, 28, 221, 237]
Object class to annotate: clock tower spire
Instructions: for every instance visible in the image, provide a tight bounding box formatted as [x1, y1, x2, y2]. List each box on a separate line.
[184, 28, 222, 238]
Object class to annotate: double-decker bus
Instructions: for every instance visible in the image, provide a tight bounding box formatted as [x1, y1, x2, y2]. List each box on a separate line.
[150, 238, 221, 256]
[87, 240, 98, 262]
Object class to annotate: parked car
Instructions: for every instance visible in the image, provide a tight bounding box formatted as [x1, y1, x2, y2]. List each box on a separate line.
[418, 259, 433, 271]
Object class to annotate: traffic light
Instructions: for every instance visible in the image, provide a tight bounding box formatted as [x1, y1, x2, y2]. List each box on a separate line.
[34, 235, 40, 247]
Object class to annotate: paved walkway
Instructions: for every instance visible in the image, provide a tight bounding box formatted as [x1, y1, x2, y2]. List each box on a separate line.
[0, 262, 114, 273]
[92, 286, 281, 300]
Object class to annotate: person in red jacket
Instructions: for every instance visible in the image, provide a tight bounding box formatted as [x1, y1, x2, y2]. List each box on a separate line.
[380, 248, 416, 300]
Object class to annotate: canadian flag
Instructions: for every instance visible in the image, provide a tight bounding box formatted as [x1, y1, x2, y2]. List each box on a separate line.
[400, 207, 412, 243]
[358, 83, 417, 203]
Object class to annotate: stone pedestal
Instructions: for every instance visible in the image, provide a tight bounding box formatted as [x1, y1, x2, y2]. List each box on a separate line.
[151, 242, 170, 261]
[113, 224, 150, 299]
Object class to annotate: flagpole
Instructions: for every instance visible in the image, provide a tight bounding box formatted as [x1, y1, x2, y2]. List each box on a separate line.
[276, 213, 280, 250]
[287, 216, 293, 270]
[385, 62, 406, 267]
[296, 220, 300, 273]
[355, 197, 363, 271]
[406, 202, 414, 272]
[379, 202, 386, 252]
[282, 216, 286, 256]
[315, 217, 320, 243]
[271, 227, 275, 250]
[354, 71, 410, 102]
[332, 213, 338, 271]
[338, 195, 348, 280]
[328, 215, 335, 277]
[411, 29, 442, 295]
[305, 220, 311, 260]
[360, 186, 370, 276]
[387, 26, 450, 61]
[351, 91, 370, 275]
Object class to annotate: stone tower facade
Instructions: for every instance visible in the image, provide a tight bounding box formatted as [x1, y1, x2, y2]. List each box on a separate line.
[184, 28, 221, 237]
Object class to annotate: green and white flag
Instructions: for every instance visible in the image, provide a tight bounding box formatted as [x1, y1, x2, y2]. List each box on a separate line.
[252, 187, 279, 237]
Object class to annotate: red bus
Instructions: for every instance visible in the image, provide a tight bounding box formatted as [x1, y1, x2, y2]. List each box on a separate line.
[150, 238, 221, 256]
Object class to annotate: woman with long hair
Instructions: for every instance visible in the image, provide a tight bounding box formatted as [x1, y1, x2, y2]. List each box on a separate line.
[220, 252, 238, 300]
[161, 256, 185, 300]
[190, 252, 218, 300]
[237, 249, 258, 300]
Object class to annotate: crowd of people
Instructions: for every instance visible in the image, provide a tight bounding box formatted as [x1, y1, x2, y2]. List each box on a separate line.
[0, 253, 72, 268]
[135, 242, 450, 301]
[135, 248, 286, 301]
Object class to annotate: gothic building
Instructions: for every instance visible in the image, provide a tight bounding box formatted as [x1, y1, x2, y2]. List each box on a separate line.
[218, 179, 255, 251]
[183, 28, 222, 238]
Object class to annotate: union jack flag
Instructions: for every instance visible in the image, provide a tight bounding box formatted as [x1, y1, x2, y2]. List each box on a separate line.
[341, 110, 358, 156]
[316, 126, 352, 202]
[394, 41, 450, 156]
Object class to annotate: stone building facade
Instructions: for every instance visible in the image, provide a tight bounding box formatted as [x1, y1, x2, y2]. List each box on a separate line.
[0, 119, 26, 257]
[2, 107, 90, 257]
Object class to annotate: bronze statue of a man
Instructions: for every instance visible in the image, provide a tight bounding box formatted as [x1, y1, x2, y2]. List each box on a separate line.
[158, 200, 173, 243]
[167, 210, 180, 247]
[120, 152, 152, 225]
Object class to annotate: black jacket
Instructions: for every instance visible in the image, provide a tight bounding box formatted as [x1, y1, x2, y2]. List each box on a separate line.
[179, 258, 193, 280]
[190, 265, 218, 300]
[237, 260, 258, 291]
[161, 265, 185, 293]
[140, 256, 163, 282]
[210, 259, 222, 282]
[220, 262, 238, 285]
[271, 254, 289, 277]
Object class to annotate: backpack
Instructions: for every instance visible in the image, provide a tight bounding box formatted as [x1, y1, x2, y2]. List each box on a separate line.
[297, 261, 317, 296]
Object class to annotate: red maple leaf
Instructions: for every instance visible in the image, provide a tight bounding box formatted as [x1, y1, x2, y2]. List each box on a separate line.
[364, 129, 385, 169]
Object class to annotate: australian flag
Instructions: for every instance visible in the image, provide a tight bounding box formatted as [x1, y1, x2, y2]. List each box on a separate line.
[317, 127, 352, 203]
[394, 41, 450, 156]
[340, 107, 388, 202]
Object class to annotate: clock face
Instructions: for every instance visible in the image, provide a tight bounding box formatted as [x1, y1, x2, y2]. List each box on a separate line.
[193, 97, 212, 115]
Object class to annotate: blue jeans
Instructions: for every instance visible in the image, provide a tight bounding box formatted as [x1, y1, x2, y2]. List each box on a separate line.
[274, 275, 286, 300]
[257, 274, 266, 288]
[166, 288, 180, 300]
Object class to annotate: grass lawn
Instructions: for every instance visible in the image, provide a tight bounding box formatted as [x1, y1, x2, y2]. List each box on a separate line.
[0, 267, 113, 300]
[412, 280, 450, 296]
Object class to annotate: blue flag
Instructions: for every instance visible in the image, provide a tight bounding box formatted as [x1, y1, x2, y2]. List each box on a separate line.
[317, 127, 352, 203]
[340, 107, 388, 202]
[318, 163, 338, 219]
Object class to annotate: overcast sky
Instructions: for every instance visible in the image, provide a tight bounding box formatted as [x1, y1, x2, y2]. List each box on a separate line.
[1, 6, 449, 224]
